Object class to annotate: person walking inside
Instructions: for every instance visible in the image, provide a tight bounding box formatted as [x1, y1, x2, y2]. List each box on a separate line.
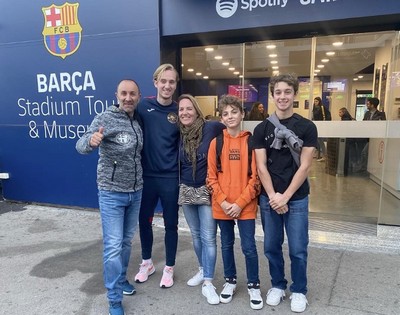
[207, 94, 263, 310]
[76, 79, 143, 315]
[177, 94, 225, 304]
[134, 64, 180, 289]
[253, 74, 317, 313]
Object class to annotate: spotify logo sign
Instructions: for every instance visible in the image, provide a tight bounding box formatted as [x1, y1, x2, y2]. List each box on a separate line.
[216, 0, 238, 18]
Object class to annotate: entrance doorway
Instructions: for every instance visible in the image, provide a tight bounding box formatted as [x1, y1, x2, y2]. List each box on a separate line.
[180, 30, 400, 230]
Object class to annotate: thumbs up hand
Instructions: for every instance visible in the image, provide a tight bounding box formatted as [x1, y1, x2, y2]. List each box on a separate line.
[90, 127, 105, 148]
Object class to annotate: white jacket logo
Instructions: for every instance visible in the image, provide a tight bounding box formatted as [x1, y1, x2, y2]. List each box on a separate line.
[116, 132, 132, 145]
[216, 0, 238, 18]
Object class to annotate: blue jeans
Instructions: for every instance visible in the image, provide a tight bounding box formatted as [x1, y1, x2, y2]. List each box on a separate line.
[98, 189, 142, 303]
[217, 219, 259, 284]
[139, 176, 179, 266]
[182, 204, 217, 280]
[259, 194, 309, 294]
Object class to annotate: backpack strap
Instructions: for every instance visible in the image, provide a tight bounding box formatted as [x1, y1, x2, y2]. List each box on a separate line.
[216, 133, 223, 173]
[216, 133, 252, 177]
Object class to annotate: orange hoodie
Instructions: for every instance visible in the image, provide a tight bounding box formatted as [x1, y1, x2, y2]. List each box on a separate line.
[207, 129, 260, 220]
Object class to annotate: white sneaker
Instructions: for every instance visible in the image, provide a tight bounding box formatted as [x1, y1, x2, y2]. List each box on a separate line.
[202, 282, 220, 305]
[248, 283, 263, 310]
[290, 293, 308, 313]
[266, 288, 285, 306]
[219, 280, 237, 303]
[187, 267, 204, 286]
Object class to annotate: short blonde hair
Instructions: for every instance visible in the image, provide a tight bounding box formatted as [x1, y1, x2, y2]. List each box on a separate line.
[153, 63, 179, 82]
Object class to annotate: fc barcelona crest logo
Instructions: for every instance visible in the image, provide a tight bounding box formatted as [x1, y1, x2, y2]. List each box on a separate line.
[42, 2, 82, 59]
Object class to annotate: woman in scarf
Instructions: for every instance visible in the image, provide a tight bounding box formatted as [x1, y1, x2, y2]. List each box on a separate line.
[177, 94, 225, 305]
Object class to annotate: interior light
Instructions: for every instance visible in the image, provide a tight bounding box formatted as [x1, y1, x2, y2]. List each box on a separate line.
[203, 76, 209, 79]
[187, 68, 194, 72]
[270, 60, 278, 64]
[228, 67, 235, 71]
[233, 71, 239, 75]
[195, 72, 202, 76]
[353, 78, 358, 81]
[332, 41, 343, 46]
[317, 65, 325, 68]
[269, 54, 277, 58]
[204, 47, 214, 52]
[326, 51, 335, 56]
[272, 66, 279, 70]
[314, 69, 321, 73]
[214, 55, 223, 60]
[222, 62, 229, 66]
[358, 75, 364, 78]
[266, 44, 276, 49]
[321, 59, 329, 63]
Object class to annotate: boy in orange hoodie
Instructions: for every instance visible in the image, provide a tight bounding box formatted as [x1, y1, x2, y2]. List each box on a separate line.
[207, 94, 262, 310]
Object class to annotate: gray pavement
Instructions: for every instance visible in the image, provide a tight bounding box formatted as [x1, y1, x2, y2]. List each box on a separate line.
[0, 199, 399, 315]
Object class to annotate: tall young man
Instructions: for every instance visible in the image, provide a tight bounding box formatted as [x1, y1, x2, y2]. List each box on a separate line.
[252, 74, 317, 313]
[134, 64, 180, 288]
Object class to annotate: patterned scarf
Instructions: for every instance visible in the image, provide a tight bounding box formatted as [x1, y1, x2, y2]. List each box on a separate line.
[180, 117, 205, 180]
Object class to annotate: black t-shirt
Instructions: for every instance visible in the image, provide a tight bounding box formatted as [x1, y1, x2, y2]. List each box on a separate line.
[252, 115, 318, 200]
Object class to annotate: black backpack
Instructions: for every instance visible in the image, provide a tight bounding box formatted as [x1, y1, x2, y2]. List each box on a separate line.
[215, 133, 253, 177]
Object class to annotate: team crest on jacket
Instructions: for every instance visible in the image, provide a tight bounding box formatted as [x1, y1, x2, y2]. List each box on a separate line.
[167, 112, 178, 124]
[41, 2, 82, 59]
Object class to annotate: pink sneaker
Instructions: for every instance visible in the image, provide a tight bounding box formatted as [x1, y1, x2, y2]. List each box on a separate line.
[134, 262, 155, 283]
[160, 266, 174, 288]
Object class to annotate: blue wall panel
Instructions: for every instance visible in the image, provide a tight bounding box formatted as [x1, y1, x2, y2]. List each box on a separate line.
[0, 0, 160, 208]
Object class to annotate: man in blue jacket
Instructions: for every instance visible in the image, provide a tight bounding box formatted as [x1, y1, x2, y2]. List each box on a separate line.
[134, 64, 180, 289]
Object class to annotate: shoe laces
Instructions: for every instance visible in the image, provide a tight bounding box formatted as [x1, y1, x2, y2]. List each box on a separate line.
[248, 288, 262, 300]
[203, 282, 216, 291]
[268, 288, 284, 296]
[222, 281, 236, 294]
[163, 266, 174, 276]
[138, 262, 152, 273]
